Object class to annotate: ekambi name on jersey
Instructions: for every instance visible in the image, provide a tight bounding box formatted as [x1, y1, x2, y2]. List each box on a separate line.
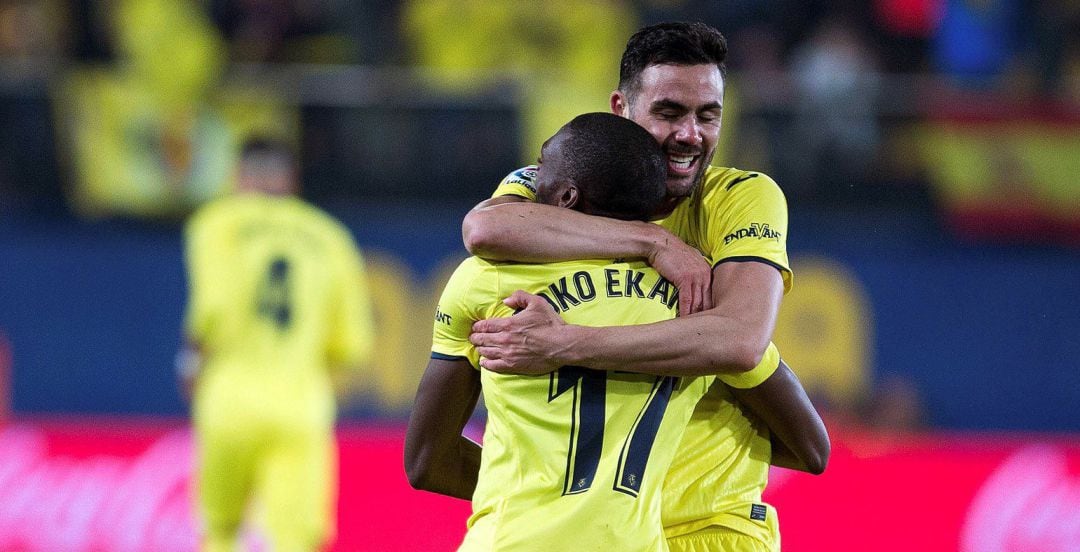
[537, 269, 678, 314]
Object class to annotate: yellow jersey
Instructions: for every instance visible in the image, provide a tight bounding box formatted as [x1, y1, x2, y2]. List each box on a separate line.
[184, 193, 374, 426]
[493, 165, 792, 547]
[432, 256, 709, 552]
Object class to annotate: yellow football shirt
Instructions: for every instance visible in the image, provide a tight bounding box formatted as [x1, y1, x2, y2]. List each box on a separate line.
[184, 193, 375, 425]
[493, 165, 791, 547]
[433, 256, 709, 552]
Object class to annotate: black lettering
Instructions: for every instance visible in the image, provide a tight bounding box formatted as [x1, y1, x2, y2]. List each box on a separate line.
[537, 291, 562, 313]
[548, 278, 581, 311]
[647, 277, 671, 305]
[573, 271, 596, 302]
[605, 269, 622, 297]
[434, 306, 453, 325]
[624, 270, 646, 298]
[667, 287, 679, 310]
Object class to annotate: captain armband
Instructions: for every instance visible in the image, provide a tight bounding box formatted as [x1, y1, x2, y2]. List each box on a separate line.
[718, 341, 780, 389]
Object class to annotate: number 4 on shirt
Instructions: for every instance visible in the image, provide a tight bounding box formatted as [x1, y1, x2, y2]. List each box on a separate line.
[256, 256, 292, 330]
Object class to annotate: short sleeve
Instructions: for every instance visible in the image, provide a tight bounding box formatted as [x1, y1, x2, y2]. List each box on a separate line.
[701, 173, 793, 292]
[431, 258, 498, 369]
[491, 165, 538, 201]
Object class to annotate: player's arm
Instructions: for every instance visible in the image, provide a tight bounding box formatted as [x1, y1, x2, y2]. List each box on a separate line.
[178, 208, 219, 404]
[462, 170, 711, 315]
[472, 260, 782, 377]
[404, 357, 483, 500]
[326, 233, 377, 398]
[728, 359, 830, 474]
[465, 196, 679, 266]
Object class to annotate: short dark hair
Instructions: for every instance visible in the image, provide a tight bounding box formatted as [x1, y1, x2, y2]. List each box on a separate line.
[558, 112, 666, 221]
[618, 21, 728, 99]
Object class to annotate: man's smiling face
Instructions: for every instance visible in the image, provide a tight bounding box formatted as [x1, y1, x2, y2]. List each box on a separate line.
[615, 63, 724, 201]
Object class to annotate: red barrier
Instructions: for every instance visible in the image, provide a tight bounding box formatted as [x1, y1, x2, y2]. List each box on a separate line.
[0, 419, 1077, 551]
[765, 425, 1080, 551]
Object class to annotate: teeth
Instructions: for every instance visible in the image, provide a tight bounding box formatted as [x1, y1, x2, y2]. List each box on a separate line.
[669, 155, 695, 169]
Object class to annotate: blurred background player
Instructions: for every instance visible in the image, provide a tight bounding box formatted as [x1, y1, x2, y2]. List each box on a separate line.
[179, 137, 376, 552]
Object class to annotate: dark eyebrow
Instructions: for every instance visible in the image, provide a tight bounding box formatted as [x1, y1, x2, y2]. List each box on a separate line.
[698, 102, 723, 113]
[651, 99, 722, 113]
[651, 99, 688, 112]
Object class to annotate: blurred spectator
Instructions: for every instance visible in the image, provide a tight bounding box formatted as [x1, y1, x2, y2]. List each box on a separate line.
[53, 0, 295, 219]
[1022, 0, 1080, 99]
[635, 0, 829, 56]
[784, 15, 882, 203]
[68, 0, 112, 61]
[864, 124, 935, 208]
[0, 92, 65, 216]
[932, 0, 1021, 89]
[721, 24, 793, 174]
[401, 0, 635, 159]
[871, 0, 941, 72]
[1061, 33, 1080, 100]
[0, 0, 67, 61]
[208, 0, 366, 64]
[0, 0, 67, 216]
[861, 374, 926, 431]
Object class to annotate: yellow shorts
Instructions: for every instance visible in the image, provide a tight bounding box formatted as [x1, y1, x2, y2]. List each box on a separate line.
[667, 526, 778, 552]
[195, 412, 336, 551]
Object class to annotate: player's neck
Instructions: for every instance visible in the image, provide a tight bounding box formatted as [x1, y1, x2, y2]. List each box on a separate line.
[651, 196, 685, 219]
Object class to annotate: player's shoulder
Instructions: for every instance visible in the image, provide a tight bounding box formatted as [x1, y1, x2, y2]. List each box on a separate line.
[185, 194, 247, 233]
[698, 166, 785, 209]
[442, 256, 502, 300]
[283, 197, 355, 242]
[448, 255, 500, 281]
[499, 165, 538, 190]
[493, 165, 539, 200]
[701, 166, 781, 195]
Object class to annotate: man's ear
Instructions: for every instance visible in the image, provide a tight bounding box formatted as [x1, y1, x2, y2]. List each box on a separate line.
[559, 185, 580, 210]
[610, 90, 629, 117]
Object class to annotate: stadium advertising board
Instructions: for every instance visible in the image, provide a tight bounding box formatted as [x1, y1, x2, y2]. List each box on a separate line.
[0, 420, 1077, 551]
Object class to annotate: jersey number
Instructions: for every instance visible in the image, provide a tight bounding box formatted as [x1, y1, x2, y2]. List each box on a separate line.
[256, 256, 292, 330]
[548, 367, 675, 497]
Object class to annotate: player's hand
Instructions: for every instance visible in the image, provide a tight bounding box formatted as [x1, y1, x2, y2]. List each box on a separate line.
[470, 290, 567, 375]
[646, 229, 713, 315]
[174, 345, 201, 406]
[177, 374, 196, 405]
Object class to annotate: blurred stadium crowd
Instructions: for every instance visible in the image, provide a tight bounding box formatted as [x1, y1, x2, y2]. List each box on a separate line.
[0, 0, 1078, 432]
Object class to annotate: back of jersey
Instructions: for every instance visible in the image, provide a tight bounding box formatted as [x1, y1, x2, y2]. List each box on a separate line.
[184, 194, 372, 419]
[435, 258, 709, 552]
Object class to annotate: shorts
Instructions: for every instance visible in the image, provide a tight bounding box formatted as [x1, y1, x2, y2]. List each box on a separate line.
[195, 403, 336, 550]
[667, 526, 778, 552]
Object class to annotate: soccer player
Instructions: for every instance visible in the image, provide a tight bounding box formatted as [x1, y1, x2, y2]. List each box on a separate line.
[464, 22, 829, 551]
[405, 112, 725, 551]
[180, 137, 375, 552]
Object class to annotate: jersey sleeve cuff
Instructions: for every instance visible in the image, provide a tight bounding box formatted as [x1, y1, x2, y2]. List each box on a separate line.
[718, 341, 780, 389]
